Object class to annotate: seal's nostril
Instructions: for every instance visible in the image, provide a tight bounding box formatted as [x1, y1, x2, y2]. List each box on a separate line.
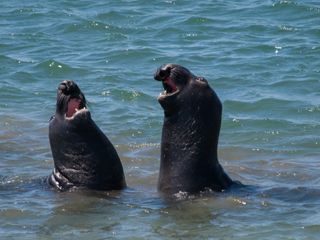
[58, 82, 67, 92]
[159, 70, 166, 78]
[159, 68, 170, 80]
[58, 80, 78, 94]
[154, 65, 171, 81]
[65, 80, 73, 88]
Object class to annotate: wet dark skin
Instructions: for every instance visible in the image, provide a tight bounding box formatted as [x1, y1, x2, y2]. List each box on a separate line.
[154, 64, 238, 194]
[48, 80, 126, 191]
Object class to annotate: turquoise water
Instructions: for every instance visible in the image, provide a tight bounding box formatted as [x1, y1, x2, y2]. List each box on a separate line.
[1, 0, 320, 239]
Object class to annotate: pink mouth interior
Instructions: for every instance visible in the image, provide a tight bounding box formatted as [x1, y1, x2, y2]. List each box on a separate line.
[164, 77, 177, 92]
[66, 98, 81, 117]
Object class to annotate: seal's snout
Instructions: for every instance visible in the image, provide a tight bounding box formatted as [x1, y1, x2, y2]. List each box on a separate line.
[154, 66, 171, 81]
[58, 80, 80, 96]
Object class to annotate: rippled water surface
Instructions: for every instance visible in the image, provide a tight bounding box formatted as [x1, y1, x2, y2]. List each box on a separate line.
[1, 0, 320, 239]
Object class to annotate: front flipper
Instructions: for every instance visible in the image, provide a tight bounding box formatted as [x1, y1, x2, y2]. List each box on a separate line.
[48, 168, 74, 191]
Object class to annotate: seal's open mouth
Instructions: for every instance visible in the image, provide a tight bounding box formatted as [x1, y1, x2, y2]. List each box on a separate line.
[159, 77, 179, 97]
[66, 97, 87, 119]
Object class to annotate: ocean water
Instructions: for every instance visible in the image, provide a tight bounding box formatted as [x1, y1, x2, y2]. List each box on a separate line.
[1, 0, 320, 239]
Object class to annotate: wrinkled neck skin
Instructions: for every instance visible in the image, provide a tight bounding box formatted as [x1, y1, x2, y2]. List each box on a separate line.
[158, 81, 234, 194]
[49, 104, 126, 191]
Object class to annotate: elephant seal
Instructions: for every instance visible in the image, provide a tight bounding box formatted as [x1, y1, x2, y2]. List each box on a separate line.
[154, 64, 236, 194]
[48, 80, 126, 191]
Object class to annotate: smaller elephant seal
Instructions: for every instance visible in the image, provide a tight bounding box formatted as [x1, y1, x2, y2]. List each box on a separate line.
[154, 64, 237, 194]
[48, 80, 126, 191]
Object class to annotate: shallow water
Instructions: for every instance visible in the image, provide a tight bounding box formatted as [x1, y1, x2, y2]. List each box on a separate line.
[1, 0, 320, 239]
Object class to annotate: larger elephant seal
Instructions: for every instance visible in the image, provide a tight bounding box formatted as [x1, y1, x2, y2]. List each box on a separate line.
[154, 64, 237, 194]
[48, 80, 126, 191]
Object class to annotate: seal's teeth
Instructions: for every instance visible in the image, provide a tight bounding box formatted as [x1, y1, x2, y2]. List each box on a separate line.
[164, 90, 167, 94]
[159, 91, 166, 96]
[75, 108, 79, 112]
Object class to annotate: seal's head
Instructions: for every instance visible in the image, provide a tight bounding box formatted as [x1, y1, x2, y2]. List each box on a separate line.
[55, 80, 89, 121]
[154, 64, 213, 116]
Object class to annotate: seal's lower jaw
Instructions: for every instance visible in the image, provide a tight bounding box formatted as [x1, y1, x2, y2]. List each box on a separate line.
[65, 98, 88, 120]
[65, 108, 89, 120]
[158, 89, 180, 101]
